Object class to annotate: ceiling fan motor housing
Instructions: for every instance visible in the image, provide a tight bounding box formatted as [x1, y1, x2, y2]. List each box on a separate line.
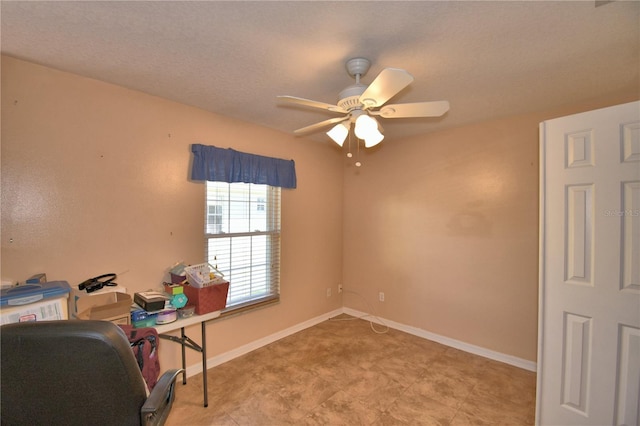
[337, 57, 372, 113]
[337, 83, 366, 112]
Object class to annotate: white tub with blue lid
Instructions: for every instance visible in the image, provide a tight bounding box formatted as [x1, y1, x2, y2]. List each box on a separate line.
[1, 281, 71, 324]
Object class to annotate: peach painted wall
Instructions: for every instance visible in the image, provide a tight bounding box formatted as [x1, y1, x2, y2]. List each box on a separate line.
[342, 92, 638, 362]
[2, 55, 636, 368]
[0, 56, 344, 368]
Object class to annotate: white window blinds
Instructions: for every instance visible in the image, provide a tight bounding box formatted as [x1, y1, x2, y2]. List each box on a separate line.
[205, 182, 280, 311]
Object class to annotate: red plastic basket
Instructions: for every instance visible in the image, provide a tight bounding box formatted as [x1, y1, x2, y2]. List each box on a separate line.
[181, 281, 229, 315]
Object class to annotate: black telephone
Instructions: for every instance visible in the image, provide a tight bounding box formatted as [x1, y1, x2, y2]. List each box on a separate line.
[78, 273, 117, 293]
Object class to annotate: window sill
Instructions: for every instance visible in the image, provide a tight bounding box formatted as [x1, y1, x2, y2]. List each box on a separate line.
[218, 295, 280, 320]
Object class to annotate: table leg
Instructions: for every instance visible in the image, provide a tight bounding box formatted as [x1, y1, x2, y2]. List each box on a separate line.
[157, 316, 213, 408]
[180, 327, 187, 385]
[201, 321, 208, 407]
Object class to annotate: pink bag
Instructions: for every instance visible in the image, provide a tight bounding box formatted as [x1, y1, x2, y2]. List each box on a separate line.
[119, 325, 160, 391]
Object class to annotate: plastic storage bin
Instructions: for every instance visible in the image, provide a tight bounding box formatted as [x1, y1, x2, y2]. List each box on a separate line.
[1, 281, 71, 324]
[184, 263, 225, 288]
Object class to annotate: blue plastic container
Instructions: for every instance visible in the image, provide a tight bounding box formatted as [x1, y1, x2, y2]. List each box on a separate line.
[1, 281, 71, 324]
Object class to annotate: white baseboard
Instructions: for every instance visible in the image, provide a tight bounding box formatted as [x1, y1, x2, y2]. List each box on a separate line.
[184, 306, 536, 377]
[184, 308, 343, 377]
[342, 307, 537, 372]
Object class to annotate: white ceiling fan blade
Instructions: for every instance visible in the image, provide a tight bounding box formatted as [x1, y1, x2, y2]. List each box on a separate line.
[277, 96, 348, 114]
[375, 101, 450, 118]
[293, 116, 349, 135]
[359, 68, 414, 108]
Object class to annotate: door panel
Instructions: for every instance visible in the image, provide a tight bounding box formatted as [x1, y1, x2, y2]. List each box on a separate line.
[621, 181, 640, 292]
[615, 324, 640, 426]
[537, 101, 640, 425]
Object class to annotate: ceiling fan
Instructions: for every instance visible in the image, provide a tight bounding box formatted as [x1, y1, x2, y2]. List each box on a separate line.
[277, 57, 449, 148]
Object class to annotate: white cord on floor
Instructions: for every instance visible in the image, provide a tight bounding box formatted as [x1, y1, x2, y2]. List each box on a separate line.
[331, 288, 389, 334]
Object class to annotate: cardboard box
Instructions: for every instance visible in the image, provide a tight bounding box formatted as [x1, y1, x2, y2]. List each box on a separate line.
[76, 292, 131, 325]
[181, 281, 229, 315]
[70, 285, 127, 319]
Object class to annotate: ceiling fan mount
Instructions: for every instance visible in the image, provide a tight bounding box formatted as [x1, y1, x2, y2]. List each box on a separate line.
[345, 57, 371, 79]
[277, 57, 450, 148]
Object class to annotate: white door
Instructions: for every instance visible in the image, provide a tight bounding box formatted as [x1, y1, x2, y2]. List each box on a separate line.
[537, 101, 640, 425]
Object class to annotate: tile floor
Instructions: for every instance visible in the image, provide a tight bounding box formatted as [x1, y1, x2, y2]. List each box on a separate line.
[165, 315, 536, 425]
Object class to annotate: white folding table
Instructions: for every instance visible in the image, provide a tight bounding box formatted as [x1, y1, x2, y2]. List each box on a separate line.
[154, 310, 221, 407]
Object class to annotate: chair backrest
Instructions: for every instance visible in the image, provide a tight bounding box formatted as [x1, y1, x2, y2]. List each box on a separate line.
[1, 320, 148, 426]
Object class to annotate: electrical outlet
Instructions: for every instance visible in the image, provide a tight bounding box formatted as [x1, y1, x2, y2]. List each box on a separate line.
[326, 288, 332, 298]
[338, 284, 343, 293]
[379, 292, 385, 302]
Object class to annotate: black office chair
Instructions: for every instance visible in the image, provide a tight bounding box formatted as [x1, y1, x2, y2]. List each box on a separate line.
[1, 320, 182, 426]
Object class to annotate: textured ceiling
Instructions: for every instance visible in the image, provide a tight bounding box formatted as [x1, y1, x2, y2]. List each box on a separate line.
[1, 1, 639, 144]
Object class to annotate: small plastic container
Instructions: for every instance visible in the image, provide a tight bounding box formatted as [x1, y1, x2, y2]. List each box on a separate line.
[178, 305, 195, 319]
[156, 308, 177, 325]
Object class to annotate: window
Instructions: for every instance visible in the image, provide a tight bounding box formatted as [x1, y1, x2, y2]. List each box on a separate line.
[205, 181, 280, 312]
[207, 205, 223, 234]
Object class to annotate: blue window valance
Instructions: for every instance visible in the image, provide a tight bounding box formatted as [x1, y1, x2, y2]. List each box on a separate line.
[191, 144, 297, 189]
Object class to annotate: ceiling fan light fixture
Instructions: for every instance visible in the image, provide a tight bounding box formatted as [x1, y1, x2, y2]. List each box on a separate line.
[364, 128, 384, 148]
[354, 114, 378, 140]
[326, 122, 349, 146]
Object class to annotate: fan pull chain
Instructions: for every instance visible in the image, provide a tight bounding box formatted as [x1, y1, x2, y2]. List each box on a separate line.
[345, 127, 361, 167]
